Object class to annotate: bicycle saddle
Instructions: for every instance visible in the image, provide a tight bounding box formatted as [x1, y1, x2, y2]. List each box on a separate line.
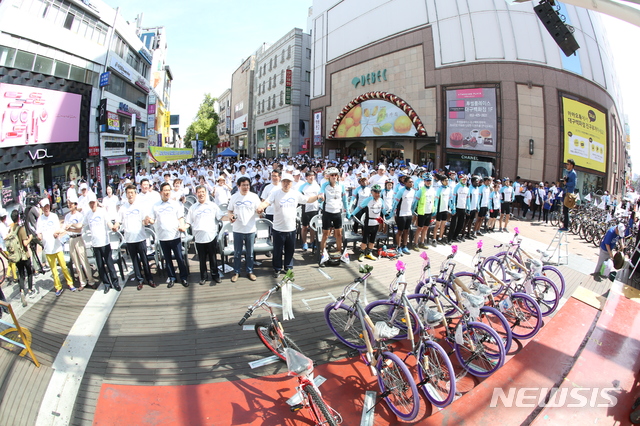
[505, 270, 523, 281]
[528, 259, 543, 268]
[477, 284, 493, 296]
[424, 308, 444, 325]
[461, 291, 485, 308]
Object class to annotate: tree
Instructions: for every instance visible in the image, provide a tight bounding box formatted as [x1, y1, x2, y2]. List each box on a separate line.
[184, 93, 220, 152]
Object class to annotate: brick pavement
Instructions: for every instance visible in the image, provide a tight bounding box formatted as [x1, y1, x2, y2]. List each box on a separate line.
[0, 216, 616, 425]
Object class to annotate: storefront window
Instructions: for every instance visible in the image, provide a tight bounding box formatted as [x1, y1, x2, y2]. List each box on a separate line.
[0, 167, 45, 210]
[564, 170, 604, 196]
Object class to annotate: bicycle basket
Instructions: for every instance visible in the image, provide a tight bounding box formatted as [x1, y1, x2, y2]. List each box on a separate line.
[285, 348, 314, 376]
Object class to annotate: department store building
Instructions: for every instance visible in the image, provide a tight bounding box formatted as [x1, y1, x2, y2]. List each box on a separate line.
[309, 0, 628, 195]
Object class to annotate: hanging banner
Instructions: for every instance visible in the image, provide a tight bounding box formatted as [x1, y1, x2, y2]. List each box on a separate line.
[562, 97, 607, 173]
[148, 146, 193, 163]
[446, 88, 497, 152]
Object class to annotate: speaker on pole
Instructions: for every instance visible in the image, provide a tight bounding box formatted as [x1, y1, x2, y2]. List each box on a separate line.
[534, 0, 580, 57]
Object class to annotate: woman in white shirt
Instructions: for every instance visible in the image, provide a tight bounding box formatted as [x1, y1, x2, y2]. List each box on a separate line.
[101, 185, 120, 222]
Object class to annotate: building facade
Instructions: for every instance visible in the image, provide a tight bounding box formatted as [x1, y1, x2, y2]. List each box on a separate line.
[216, 88, 231, 150]
[309, 0, 628, 195]
[229, 55, 256, 158]
[253, 28, 312, 158]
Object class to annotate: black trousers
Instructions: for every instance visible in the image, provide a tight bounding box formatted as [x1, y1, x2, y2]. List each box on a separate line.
[563, 204, 570, 229]
[93, 244, 119, 287]
[126, 240, 154, 283]
[195, 240, 219, 281]
[449, 209, 466, 240]
[16, 258, 34, 292]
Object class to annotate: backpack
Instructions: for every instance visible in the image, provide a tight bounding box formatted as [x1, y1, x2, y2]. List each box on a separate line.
[4, 226, 25, 263]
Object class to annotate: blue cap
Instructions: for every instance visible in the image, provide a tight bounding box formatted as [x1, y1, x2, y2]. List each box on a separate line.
[424, 175, 433, 181]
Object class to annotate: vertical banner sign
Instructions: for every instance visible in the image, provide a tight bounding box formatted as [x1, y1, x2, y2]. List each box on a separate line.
[562, 97, 607, 173]
[285, 69, 292, 105]
[446, 88, 497, 153]
[313, 111, 322, 145]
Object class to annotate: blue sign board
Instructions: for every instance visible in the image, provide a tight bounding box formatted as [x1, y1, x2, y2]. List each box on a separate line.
[99, 71, 111, 87]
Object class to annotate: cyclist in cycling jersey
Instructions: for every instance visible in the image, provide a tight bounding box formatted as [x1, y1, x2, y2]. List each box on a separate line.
[318, 168, 349, 265]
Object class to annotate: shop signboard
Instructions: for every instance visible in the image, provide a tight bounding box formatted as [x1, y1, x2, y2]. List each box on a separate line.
[334, 100, 417, 138]
[0, 82, 81, 148]
[562, 97, 607, 173]
[313, 111, 322, 142]
[148, 146, 193, 162]
[445, 88, 497, 153]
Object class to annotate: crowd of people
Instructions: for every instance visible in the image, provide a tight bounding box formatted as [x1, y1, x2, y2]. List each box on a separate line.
[0, 154, 621, 310]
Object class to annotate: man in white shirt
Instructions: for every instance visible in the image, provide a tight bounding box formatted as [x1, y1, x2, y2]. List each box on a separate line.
[114, 184, 155, 290]
[66, 181, 78, 204]
[145, 182, 189, 287]
[369, 165, 388, 188]
[228, 176, 262, 282]
[260, 170, 282, 223]
[138, 178, 161, 212]
[187, 185, 225, 285]
[258, 173, 320, 278]
[84, 192, 121, 293]
[63, 199, 94, 290]
[298, 171, 320, 251]
[36, 199, 76, 296]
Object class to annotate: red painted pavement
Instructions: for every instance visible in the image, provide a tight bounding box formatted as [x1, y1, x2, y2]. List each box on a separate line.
[533, 288, 640, 426]
[93, 297, 618, 425]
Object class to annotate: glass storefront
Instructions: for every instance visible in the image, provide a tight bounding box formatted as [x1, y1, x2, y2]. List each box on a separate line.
[256, 129, 266, 156]
[1, 167, 45, 210]
[278, 124, 291, 155]
[564, 169, 605, 197]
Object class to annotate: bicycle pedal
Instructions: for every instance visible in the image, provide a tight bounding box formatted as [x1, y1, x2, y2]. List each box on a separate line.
[290, 403, 304, 412]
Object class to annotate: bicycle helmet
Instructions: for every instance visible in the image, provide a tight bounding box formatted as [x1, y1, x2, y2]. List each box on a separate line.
[326, 167, 339, 175]
[371, 184, 382, 192]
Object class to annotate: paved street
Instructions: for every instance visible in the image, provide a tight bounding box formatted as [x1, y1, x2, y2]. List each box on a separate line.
[0, 217, 619, 425]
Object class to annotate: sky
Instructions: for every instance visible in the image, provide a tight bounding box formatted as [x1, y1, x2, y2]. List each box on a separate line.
[104, 0, 640, 173]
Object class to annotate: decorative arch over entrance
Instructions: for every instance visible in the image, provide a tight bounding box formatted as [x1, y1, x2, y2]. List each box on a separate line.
[328, 91, 428, 139]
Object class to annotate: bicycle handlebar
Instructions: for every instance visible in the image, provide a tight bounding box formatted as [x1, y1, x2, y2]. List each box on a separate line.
[238, 308, 253, 326]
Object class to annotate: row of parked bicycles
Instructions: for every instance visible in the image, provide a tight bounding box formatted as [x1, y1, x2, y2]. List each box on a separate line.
[563, 204, 635, 253]
[236, 228, 565, 424]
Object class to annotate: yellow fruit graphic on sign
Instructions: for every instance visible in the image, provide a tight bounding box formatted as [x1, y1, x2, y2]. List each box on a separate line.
[364, 108, 370, 117]
[352, 106, 362, 123]
[344, 117, 354, 129]
[380, 123, 392, 133]
[346, 125, 360, 138]
[373, 127, 383, 136]
[337, 124, 347, 138]
[394, 115, 412, 134]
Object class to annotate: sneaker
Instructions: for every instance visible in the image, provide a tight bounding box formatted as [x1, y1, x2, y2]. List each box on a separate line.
[302, 243, 308, 251]
[214, 275, 221, 284]
[167, 279, 175, 288]
[558, 227, 568, 232]
[418, 243, 428, 249]
[412, 245, 420, 252]
[432, 240, 437, 247]
[69, 286, 77, 292]
[402, 247, 411, 255]
[248, 273, 257, 281]
[28, 289, 36, 297]
[273, 270, 281, 278]
[358, 253, 365, 262]
[340, 252, 350, 263]
[199, 279, 207, 285]
[181, 280, 189, 288]
[55, 289, 63, 297]
[365, 253, 376, 261]
[20, 292, 27, 307]
[231, 274, 239, 283]
[320, 250, 330, 265]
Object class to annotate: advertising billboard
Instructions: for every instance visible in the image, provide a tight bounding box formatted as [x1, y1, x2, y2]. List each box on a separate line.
[0, 83, 81, 148]
[333, 100, 417, 138]
[445, 88, 497, 153]
[562, 97, 607, 173]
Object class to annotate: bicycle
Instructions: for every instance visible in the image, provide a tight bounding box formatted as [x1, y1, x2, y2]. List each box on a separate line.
[410, 247, 506, 377]
[238, 269, 302, 361]
[487, 227, 566, 297]
[285, 348, 342, 426]
[324, 264, 421, 421]
[364, 259, 457, 407]
[412, 246, 513, 354]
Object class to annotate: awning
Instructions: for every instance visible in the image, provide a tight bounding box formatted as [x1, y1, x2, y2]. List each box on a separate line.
[297, 150, 309, 155]
[378, 141, 404, 150]
[104, 156, 130, 166]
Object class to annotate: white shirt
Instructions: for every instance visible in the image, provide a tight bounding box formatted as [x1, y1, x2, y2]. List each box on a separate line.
[213, 184, 231, 206]
[0, 221, 9, 251]
[398, 188, 415, 217]
[83, 207, 111, 248]
[299, 181, 320, 212]
[36, 212, 63, 255]
[138, 190, 161, 212]
[151, 199, 184, 241]
[67, 187, 78, 203]
[268, 189, 307, 232]
[118, 200, 148, 243]
[261, 183, 281, 215]
[320, 182, 346, 214]
[187, 200, 222, 243]
[64, 211, 84, 235]
[102, 194, 119, 222]
[229, 191, 261, 234]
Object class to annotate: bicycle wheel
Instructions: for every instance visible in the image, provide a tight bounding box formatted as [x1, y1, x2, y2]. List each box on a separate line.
[454, 321, 505, 377]
[376, 351, 420, 421]
[365, 300, 420, 341]
[550, 211, 559, 227]
[527, 276, 560, 317]
[255, 323, 301, 361]
[324, 302, 366, 350]
[481, 256, 507, 294]
[541, 265, 566, 297]
[416, 340, 456, 407]
[303, 384, 339, 426]
[498, 292, 542, 339]
[0, 257, 6, 285]
[478, 306, 513, 354]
